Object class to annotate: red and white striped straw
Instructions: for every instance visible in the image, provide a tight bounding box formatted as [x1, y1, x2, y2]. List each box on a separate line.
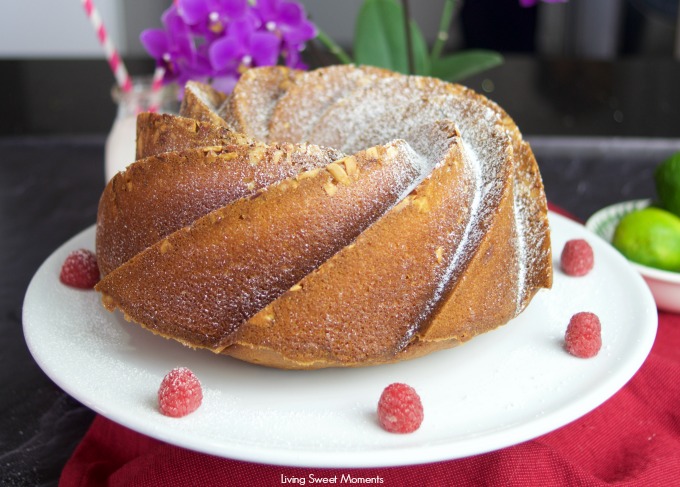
[81, 0, 133, 92]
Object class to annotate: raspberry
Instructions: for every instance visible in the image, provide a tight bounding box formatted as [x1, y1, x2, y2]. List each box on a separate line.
[59, 249, 100, 289]
[158, 367, 203, 417]
[564, 312, 602, 358]
[377, 383, 423, 433]
[560, 239, 594, 276]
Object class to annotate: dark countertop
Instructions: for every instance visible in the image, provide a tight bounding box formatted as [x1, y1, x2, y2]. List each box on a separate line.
[0, 137, 103, 486]
[2, 56, 680, 138]
[1, 57, 679, 485]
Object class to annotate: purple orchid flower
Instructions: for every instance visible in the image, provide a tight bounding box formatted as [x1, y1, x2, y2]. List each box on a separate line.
[253, 0, 316, 69]
[208, 17, 280, 91]
[140, 0, 316, 94]
[140, 6, 202, 84]
[177, 0, 248, 38]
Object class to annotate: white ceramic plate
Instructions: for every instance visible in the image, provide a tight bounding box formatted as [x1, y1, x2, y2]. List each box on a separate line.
[23, 212, 657, 468]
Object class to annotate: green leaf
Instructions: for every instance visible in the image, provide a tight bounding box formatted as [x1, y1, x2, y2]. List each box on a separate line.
[430, 50, 504, 82]
[354, 0, 406, 72]
[409, 20, 430, 76]
[353, 0, 428, 75]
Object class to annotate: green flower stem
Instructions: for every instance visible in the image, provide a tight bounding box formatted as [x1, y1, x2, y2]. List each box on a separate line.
[401, 0, 414, 74]
[315, 28, 353, 65]
[430, 0, 455, 61]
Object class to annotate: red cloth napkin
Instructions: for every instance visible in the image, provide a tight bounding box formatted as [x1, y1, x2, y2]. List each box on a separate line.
[60, 206, 680, 486]
[59, 312, 680, 487]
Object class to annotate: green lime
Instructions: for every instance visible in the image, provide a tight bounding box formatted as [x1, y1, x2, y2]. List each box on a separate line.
[655, 151, 680, 217]
[612, 207, 680, 272]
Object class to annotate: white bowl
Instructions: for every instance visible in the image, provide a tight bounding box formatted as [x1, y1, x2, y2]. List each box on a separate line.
[586, 199, 680, 313]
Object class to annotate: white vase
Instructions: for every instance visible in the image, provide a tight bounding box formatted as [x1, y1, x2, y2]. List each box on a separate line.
[104, 77, 178, 182]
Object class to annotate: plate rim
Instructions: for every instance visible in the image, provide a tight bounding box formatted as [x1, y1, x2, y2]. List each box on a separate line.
[22, 212, 659, 468]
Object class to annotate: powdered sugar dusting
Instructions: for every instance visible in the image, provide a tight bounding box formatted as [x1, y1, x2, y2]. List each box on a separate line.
[303, 75, 514, 296]
[230, 67, 299, 142]
[268, 65, 396, 144]
[513, 186, 528, 314]
[192, 87, 219, 111]
[439, 137, 482, 293]
[513, 141, 553, 312]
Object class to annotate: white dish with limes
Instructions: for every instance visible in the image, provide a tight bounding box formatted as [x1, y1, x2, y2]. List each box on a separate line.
[586, 199, 680, 313]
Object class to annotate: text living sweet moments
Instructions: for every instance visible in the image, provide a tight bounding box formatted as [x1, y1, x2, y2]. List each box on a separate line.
[281, 473, 385, 484]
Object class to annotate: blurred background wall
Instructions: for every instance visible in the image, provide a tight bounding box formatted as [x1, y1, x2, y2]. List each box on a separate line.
[1, 0, 678, 137]
[1, 0, 678, 60]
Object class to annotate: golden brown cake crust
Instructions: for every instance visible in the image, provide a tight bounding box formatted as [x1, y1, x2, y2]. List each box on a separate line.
[96, 140, 422, 350]
[94, 67, 553, 369]
[96, 142, 344, 276]
[179, 81, 229, 127]
[135, 112, 250, 160]
[230, 122, 476, 368]
[221, 66, 301, 142]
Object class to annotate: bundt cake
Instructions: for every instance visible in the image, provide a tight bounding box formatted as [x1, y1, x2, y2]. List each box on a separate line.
[95, 65, 552, 369]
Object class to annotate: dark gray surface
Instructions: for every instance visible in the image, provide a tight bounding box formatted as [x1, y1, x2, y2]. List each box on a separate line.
[530, 136, 680, 221]
[2, 57, 680, 138]
[0, 137, 103, 486]
[1, 134, 678, 485]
